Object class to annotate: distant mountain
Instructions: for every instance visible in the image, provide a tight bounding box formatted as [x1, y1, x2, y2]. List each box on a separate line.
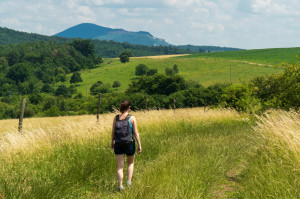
[55, 23, 170, 46]
[0, 25, 241, 57]
[0, 26, 190, 57]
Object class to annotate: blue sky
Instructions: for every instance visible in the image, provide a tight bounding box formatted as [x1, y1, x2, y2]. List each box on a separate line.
[0, 0, 299, 49]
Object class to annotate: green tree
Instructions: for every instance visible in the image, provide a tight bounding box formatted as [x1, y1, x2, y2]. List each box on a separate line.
[119, 50, 133, 64]
[55, 85, 70, 97]
[119, 50, 133, 57]
[119, 54, 129, 64]
[55, 67, 66, 82]
[135, 64, 148, 76]
[70, 39, 94, 57]
[165, 65, 178, 76]
[127, 74, 187, 95]
[0, 57, 8, 68]
[6, 63, 32, 83]
[70, 72, 83, 84]
[90, 82, 111, 95]
[165, 67, 175, 76]
[146, 68, 158, 76]
[173, 64, 178, 74]
[113, 81, 121, 88]
[41, 84, 53, 93]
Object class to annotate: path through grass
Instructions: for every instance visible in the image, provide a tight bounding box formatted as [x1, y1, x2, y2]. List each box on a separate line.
[0, 108, 299, 198]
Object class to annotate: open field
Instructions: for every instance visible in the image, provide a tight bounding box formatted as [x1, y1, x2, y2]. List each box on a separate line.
[185, 47, 300, 65]
[63, 55, 283, 94]
[0, 108, 299, 198]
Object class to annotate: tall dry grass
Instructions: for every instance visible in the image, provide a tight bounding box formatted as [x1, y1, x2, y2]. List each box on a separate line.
[255, 109, 300, 163]
[235, 110, 300, 198]
[0, 108, 240, 158]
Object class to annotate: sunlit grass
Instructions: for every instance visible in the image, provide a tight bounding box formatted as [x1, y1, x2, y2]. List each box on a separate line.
[60, 56, 282, 95]
[186, 47, 300, 65]
[0, 108, 299, 198]
[234, 110, 300, 198]
[0, 108, 249, 198]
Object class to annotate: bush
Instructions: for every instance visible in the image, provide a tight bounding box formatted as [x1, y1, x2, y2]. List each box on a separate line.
[112, 81, 121, 88]
[220, 84, 262, 114]
[127, 74, 187, 95]
[146, 69, 157, 76]
[90, 81, 111, 95]
[70, 72, 83, 84]
[135, 64, 148, 76]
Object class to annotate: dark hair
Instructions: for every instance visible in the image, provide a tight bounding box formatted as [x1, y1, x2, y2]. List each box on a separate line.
[120, 100, 130, 113]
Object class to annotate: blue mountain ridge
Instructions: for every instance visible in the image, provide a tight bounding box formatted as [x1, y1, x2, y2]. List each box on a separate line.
[55, 23, 169, 46]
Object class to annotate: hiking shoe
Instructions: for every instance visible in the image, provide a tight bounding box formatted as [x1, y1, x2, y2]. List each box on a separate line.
[118, 185, 124, 192]
[127, 181, 132, 188]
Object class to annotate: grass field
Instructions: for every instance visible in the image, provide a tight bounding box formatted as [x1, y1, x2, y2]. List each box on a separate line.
[63, 54, 283, 95]
[0, 108, 299, 198]
[185, 47, 300, 65]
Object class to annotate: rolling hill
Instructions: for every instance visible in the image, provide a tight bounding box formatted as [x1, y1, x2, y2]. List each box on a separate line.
[63, 53, 284, 95]
[61, 47, 300, 95]
[186, 47, 300, 65]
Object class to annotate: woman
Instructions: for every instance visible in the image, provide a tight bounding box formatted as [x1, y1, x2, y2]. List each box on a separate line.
[111, 100, 142, 191]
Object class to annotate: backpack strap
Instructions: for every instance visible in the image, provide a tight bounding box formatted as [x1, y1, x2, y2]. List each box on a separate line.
[116, 114, 131, 121]
[125, 114, 131, 120]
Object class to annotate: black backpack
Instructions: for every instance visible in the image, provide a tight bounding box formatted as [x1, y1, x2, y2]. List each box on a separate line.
[114, 114, 134, 147]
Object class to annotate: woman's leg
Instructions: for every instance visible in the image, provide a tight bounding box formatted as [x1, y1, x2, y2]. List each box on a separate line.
[127, 155, 134, 182]
[116, 154, 125, 187]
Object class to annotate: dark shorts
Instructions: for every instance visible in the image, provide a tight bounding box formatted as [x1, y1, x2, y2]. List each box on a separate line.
[114, 141, 136, 156]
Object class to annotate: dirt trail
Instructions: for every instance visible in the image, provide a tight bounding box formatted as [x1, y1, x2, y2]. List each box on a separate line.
[214, 163, 245, 198]
[229, 59, 274, 67]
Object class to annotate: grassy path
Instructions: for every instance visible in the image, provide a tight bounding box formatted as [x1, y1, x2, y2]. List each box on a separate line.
[112, 120, 255, 199]
[0, 109, 299, 198]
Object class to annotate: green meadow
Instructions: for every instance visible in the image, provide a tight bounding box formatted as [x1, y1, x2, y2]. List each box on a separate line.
[65, 54, 283, 95]
[186, 47, 300, 65]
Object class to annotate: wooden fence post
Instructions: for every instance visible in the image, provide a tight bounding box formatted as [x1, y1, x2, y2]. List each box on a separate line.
[145, 96, 148, 111]
[173, 99, 176, 112]
[97, 93, 102, 122]
[18, 98, 26, 133]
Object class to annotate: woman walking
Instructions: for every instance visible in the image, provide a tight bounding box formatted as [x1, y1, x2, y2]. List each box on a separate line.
[111, 100, 142, 191]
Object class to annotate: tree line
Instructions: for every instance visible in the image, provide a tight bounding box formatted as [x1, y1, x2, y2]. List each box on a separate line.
[0, 39, 102, 98]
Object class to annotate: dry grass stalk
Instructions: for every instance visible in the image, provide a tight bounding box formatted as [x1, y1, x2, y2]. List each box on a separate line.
[255, 109, 300, 162]
[0, 108, 240, 157]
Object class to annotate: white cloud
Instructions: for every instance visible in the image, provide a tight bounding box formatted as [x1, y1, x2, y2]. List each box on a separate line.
[163, 18, 174, 25]
[0, 0, 299, 48]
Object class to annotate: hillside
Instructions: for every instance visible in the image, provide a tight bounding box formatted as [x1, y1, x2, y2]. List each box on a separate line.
[55, 23, 170, 46]
[0, 27, 68, 45]
[68, 54, 283, 94]
[186, 47, 300, 65]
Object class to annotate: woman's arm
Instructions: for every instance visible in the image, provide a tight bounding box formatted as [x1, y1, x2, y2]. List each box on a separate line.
[131, 116, 142, 154]
[111, 117, 116, 150]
